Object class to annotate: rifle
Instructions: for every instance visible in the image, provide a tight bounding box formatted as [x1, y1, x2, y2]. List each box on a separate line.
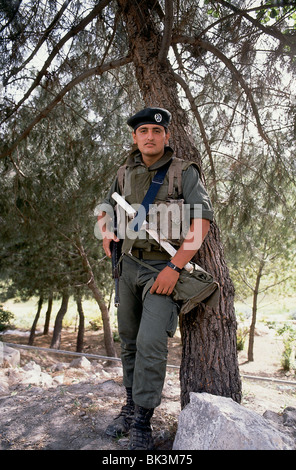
[111, 192, 193, 273]
[110, 210, 122, 307]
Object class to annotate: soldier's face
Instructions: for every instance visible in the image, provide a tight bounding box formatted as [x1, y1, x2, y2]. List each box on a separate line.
[132, 124, 170, 161]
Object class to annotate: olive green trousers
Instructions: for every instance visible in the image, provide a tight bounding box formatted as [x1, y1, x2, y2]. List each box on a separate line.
[117, 255, 179, 409]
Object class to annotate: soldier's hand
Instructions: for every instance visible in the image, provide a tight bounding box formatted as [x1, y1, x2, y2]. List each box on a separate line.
[97, 211, 119, 258]
[150, 267, 180, 296]
[102, 232, 120, 258]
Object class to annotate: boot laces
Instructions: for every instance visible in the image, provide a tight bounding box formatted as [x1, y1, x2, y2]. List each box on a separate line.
[117, 402, 134, 420]
[130, 423, 153, 449]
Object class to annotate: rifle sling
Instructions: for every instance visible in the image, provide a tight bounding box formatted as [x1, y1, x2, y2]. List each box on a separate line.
[129, 159, 172, 232]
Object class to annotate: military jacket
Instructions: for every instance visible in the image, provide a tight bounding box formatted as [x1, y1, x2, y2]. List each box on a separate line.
[99, 146, 213, 254]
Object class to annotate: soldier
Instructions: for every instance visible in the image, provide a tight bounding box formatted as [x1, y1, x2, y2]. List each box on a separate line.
[97, 107, 213, 450]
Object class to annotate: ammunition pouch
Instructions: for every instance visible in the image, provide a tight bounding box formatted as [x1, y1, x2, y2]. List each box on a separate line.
[130, 255, 220, 315]
[172, 263, 220, 314]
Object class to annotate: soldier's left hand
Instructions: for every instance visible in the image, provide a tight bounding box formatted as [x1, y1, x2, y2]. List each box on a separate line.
[150, 267, 180, 296]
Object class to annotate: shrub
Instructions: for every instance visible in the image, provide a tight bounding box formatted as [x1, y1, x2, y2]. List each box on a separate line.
[236, 312, 249, 351]
[0, 305, 14, 332]
[237, 326, 249, 351]
[266, 321, 296, 371]
[88, 318, 103, 331]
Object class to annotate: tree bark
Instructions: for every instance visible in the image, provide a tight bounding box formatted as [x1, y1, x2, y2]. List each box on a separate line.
[76, 296, 85, 353]
[50, 291, 69, 349]
[118, 0, 242, 407]
[180, 223, 241, 406]
[43, 292, 53, 335]
[28, 295, 43, 345]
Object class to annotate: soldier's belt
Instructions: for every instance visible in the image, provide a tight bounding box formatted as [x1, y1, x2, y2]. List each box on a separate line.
[131, 249, 171, 261]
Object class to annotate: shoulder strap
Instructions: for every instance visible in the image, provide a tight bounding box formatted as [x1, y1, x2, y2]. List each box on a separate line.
[168, 158, 183, 197]
[168, 158, 199, 197]
[130, 158, 172, 232]
[117, 164, 126, 194]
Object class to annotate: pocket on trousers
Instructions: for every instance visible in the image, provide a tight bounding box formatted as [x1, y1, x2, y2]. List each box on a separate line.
[142, 277, 155, 300]
[166, 303, 178, 338]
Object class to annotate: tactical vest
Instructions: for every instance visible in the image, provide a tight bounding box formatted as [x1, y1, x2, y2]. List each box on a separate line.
[116, 156, 196, 253]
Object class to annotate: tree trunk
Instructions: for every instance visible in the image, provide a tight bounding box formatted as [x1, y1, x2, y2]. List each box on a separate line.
[75, 236, 117, 358]
[50, 291, 69, 349]
[43, 292, 53, 335]
[28, 295, 43, 345]
[118, 0, 242, 407]
[76, 296, 85, 353]
[180, 224, 241, 406]
[247, 259, 265, 362]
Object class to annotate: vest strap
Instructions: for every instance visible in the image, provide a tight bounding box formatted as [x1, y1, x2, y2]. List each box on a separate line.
[168, 158, 183, 197]
[129, 159, 172, 232]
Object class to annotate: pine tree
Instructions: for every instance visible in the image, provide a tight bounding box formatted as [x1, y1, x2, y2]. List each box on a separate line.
[1, 0, 295, 407]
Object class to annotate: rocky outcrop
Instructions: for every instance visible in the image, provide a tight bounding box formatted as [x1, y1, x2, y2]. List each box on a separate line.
[173, 392, 296, 450]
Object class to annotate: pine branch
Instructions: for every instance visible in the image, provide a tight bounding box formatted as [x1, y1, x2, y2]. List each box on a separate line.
[172, 34, 271, 145]
[0, 0, 22, 34]
[158, 0, 174, 64]
[215, 0, 296, 48]
[0, 55, 132, 160]
[173, 71, 218, 201]
[1, 0, 113, 125]
[4, 0, 73, 86]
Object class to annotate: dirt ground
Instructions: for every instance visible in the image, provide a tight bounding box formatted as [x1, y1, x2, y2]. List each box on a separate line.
[1, 323, 296, 450]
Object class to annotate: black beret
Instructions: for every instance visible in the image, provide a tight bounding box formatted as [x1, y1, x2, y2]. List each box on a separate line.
[127, 107, 171, 131]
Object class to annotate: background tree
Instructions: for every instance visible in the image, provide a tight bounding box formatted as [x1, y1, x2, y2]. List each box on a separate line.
[1, 0, 295, 408]
[0, 76, 121, 355]
[218, 157, 295, 361]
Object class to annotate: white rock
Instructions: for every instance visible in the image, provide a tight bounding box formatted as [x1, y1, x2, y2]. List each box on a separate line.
[108, 366, 123, 377]
[53, 375, 64, 385]
[0, 344, 20, 368]
[101, 369, 111, 378]
[0, 370, 9, 393]
[38, 372, 53, 387]
[51, 362, 68, 372]
[69, 356, 92, 371]
[173, 392, 295, 451]
[19, 370, 53, 387]
[23, 361, 42, 373]
[6, 368, 26, 386]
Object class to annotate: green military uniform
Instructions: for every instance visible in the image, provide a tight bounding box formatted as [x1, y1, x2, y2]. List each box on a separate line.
[98, 106, 213, 449]
[99, 146, 213, 409]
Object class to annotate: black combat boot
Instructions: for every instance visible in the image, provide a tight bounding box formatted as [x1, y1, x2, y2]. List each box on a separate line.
[105, 387, 135, 438]
[129, 405, 154, 450]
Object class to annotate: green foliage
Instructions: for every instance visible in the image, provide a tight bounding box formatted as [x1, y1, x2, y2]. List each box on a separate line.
[266, 321, 296, 371]
[236, 312, 249, 351]
[89, 318, 103, 331]
[0, 305, 14, 331]
[113, 330, 120, 343]
[256, 1, 296, 26]
[236, 325, 249, 351]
